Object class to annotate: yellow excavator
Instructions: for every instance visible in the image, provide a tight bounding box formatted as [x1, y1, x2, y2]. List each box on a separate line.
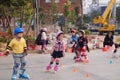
[93, 0, 116, 35]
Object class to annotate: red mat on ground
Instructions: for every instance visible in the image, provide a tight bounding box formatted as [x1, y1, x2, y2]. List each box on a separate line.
[0, 52, 5, 56]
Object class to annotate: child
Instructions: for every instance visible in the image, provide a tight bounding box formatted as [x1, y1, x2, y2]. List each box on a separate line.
[70, 29, 78, 52]
[41, 27, 47, 52]
[103, 32, 114, 48]
[103, 32, 118, 53]
[70, 29, 78, 44]
[5, 27, 29, 80]
[75, 30, 89, 62]
[103, 32, 120, 57]
[46, 31, 65, 72]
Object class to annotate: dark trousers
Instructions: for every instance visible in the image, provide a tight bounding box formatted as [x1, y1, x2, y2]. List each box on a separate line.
[103, 42, 113, 47]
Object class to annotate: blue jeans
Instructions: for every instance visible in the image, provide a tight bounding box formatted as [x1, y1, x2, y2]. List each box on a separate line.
[12, 53, 26, 74]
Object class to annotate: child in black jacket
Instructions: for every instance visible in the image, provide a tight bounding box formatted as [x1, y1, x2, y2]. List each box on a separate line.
[103, 32, 114, 47]
[103, 32, 120, 57]
[75, 30, 89, 62]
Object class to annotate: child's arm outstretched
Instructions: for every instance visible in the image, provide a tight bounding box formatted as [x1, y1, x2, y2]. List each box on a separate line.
[4, 40, 13, 56]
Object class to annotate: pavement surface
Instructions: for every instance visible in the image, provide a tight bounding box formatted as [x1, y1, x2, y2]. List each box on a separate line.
[0, 49, 120, 80]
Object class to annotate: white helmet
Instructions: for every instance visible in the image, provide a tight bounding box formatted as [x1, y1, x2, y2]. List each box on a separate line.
[79, 30, 85, 35]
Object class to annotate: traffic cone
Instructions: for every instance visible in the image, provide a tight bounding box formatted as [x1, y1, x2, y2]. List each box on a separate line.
[29, 44, 35, 50]
[73, 68, 77, 72]
[66, 47, 72, 53]
[86, 73, 90, 78]
[102, 47, 107, 52]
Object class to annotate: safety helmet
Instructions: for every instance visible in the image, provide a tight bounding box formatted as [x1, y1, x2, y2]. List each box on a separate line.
[56, 31, 63, 38]
[71, 29, 77, 33]
[79, 30, 85, 35]
[43, 27, 47, 32]
[14, 27, 24, 35]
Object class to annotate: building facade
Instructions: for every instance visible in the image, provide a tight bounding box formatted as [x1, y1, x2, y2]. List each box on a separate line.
[82, 0, 92, 14]
[39, 0, 82, 15]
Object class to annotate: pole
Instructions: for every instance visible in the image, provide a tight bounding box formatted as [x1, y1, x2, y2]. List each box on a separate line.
[34, 0, 39, 39]
[80, 0, 83, 25]
[37, 0, 39, 34]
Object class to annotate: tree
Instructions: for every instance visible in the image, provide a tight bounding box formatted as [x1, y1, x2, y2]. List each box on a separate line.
[63, 0, 71, 28]
[116, 6, 120, 22]
[24, 2, 34, 24]
[69, 10, 77, 24]
[83, 14, 91, 23]
[11, 0, 32, 27]
[51, 0, 59, 24]
[74, 6, 80, 17]
[0, 0, 12, 34]
[38, 7, 45, 26]
[0, 0, 34, 36]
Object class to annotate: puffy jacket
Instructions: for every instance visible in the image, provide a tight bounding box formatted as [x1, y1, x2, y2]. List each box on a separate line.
[104, 35, 113, 43]
[51, 40, 65, 54]
[77, 36, 88, 47]
[70, 35, 79, 43]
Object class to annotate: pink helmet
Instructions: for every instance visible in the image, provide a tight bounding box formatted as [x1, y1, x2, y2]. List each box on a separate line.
[43, 27, 47, 32]
[56, 31, 63, 38]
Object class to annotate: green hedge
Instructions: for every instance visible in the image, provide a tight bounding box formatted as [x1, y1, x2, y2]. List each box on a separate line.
[0, 37, 7, 43]
[25, 37, 36, 44]
[85, 29, 91, 35]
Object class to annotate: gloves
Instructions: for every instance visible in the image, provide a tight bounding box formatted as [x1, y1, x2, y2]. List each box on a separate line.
[4, 51, 9, 56]
[83, 46, 86, 50]
[24, 49, 28, 55]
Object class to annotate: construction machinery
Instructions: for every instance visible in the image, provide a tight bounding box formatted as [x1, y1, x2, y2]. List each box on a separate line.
[93, 0, 116, 35]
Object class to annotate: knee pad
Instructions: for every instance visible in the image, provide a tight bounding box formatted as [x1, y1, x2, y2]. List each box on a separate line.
[81, 53, 87, 57]
[14, 63, 20, 68]
[21, 62, 26, 67]
[56, 62, 59, 65]
[50, 62, 53, 64]
[56, 59, 60, 62]
[83, 54, 88, 59]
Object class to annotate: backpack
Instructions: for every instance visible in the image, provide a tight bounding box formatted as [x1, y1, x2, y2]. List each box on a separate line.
[35, 33, 42, 45]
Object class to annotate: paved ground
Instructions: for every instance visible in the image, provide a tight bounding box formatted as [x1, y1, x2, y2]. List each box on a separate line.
[0, 49, 120, 80]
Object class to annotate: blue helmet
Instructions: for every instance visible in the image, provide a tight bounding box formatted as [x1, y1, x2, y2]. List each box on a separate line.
[14, 27, 24, 35]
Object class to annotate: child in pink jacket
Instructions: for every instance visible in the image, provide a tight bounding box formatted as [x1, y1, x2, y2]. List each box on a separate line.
[46, 31, 65, 72]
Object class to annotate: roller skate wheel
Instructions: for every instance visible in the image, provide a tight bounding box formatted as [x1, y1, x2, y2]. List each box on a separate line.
[54, 71, 57, 74]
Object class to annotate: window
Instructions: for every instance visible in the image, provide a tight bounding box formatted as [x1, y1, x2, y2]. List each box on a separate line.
[45, 0, 59, 3]
[55, 0, 59, 3]
[45, 0, 51, 3]
[71, 0, 77, 3]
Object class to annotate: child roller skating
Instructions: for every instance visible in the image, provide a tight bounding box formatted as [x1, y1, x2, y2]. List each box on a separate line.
[46, 31, 65, 73]
[41, 28, 48, 53]
[103, 32, 120, 58]
[70, 29, 78, 52]
[75, 30, 89, 63]
[5, 27, 30, 80]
